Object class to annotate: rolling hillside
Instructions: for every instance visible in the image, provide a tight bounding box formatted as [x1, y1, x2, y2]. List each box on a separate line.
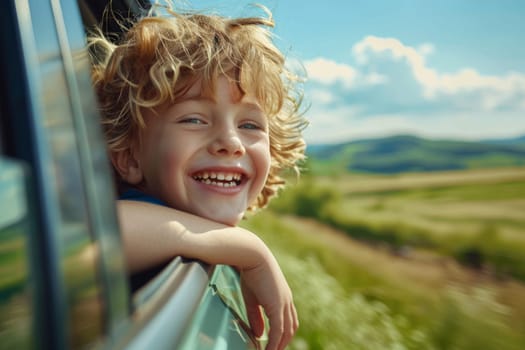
[307, 134, 525, 174]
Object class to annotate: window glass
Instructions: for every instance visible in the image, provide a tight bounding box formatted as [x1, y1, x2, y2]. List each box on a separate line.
[0, 159, 33, 350]
[25, 0, 108, 347]
[31, 35, 105, 350]
[1, 0, 129, 348]
[60, 0, 130, 335]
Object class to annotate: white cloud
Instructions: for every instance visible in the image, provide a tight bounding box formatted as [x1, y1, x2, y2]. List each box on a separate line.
[363, 72, 388, 85]
[304, 57, 389, 89]
[304, 113, 415, 144]
[300, 35, 525, 144]
[308, 88, 337, 105]
[304, 58, 357, 88]
[350, 36, 525, 107]
[352, 36, 440, 97]
[418, 43, 435, 56]
[303, 104, 364, 143]
[304, 108, 525, 144]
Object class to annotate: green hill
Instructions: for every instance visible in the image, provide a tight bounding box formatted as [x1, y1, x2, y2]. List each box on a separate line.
[307, 134, 525, 174]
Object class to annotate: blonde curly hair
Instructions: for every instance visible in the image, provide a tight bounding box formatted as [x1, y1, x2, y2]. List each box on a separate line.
[90, 6, 308, 210]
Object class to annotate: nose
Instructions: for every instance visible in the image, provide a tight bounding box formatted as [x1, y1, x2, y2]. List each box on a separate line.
[208, 128, 246, 157]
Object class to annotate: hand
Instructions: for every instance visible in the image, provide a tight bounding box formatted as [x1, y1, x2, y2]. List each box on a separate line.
[240, 248, 299, 350]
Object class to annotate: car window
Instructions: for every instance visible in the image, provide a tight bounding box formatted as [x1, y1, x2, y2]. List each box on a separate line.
[1, 0, 129, 348]
[0, 159, 34, 350]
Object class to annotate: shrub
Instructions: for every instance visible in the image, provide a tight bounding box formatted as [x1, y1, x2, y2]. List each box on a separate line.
[273, 252, 431, 350]
[450, 227, 525, 281]
[271, 178, 342, 220]
[429, 285, 523, 350]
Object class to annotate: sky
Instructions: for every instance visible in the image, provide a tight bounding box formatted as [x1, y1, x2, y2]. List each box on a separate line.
[185, 0, 525, 144]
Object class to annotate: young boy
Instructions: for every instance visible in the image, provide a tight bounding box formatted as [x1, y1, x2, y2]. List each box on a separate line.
[90, 5, 307, 350]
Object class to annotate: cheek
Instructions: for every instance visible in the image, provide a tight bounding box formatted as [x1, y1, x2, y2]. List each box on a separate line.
[146, 136, 182, 180]
[254, 142, 271, 185]
[262, 151, 271, 180]
[160, 144, 185, 177]
[250, 146, 271, 206]
[262, 140, 271, 175]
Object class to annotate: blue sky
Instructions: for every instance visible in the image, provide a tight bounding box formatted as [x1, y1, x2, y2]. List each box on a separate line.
[187, 1, 525, 144]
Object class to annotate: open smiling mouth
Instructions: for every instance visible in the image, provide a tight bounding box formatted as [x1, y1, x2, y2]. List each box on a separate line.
[192, 171, 244, 188]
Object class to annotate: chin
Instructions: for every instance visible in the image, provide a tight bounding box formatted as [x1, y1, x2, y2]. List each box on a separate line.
[195, 203, 246, 226]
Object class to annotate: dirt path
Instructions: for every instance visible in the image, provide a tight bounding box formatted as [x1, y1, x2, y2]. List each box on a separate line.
[280, 215, 525, 318]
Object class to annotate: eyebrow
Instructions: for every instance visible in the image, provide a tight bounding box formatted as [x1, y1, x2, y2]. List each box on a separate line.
[173, 96, 263, 111]
[175, 95, 212, 104]
[241, 101, 264, 111]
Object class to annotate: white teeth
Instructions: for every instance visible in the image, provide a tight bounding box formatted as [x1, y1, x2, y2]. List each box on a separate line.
[193, 171, 243, 186]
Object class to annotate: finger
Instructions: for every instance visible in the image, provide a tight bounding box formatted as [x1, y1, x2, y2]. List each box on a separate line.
[292, 303, 299, 333]
[242, 286, 265, 337]
[265, 314, 284, 350]
[277, 305, 294, 350]
[247, 304, 264, 338]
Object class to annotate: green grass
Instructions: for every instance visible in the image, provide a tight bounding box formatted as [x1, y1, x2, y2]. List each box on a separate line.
[242, 213, 432, 350]
[242, 210, 525, 350]
[272, 167, 525, 280]
[242, 167, 525, 349]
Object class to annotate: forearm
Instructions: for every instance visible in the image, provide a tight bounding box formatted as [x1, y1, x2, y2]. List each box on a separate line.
[179, 225, 271, 270]
[117, 200, 269, 273]
[118, 200, 298, 349]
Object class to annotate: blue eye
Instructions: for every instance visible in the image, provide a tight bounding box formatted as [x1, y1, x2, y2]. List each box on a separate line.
[180, 117, 206, 125]
[239, 122, 261, 130]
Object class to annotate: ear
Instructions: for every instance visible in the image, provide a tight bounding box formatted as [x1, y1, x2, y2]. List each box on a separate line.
[110, 148, 144, 185]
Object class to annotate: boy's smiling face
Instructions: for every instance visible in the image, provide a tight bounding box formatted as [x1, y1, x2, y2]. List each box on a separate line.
[118, 75, 271, 225]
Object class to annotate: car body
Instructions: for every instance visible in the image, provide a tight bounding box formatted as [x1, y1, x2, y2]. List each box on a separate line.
[0, 0, 260, 349]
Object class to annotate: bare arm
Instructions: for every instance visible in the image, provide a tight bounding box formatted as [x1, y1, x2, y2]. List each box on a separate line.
[117, 200, 298, 350]
[118, 199, 276, 273]
[117, 199, 248, 273]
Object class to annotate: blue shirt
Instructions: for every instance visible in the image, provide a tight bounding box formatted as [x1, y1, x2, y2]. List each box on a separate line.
[120, 188, 166, 206]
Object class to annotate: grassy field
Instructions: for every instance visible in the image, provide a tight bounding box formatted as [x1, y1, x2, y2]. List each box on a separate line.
[271, 167, 525, 280]
[241, 167, 525, 349]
